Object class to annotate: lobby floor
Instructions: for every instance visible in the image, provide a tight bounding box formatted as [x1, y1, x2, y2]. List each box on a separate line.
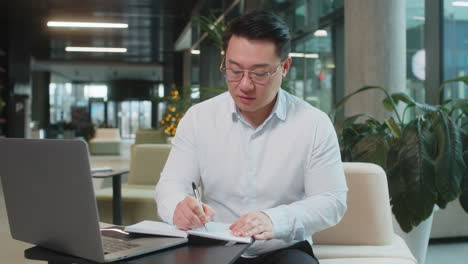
[0, 139, 467, 263]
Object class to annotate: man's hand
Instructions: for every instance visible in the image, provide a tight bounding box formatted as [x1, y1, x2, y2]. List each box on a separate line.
[229, 212, 273, 240]
[173, 196, 215, 230]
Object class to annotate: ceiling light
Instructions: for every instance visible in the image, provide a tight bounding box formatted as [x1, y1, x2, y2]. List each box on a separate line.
[314, 30, 328, 37]
[65, 47, 127, 53]
[304, 53, 319, 58]
[289, 52, 319, 58]
[48, 21, 128, 28]
[452, 1, 468, 6]
[289, 52, 305, 57]
[191, 49, 200, 55]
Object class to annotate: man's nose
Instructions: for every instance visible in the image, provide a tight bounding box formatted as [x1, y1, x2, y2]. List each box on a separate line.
[238, 73, 254, 91]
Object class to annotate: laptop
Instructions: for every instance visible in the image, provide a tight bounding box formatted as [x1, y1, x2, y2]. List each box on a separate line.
[0, 138, 187, 263]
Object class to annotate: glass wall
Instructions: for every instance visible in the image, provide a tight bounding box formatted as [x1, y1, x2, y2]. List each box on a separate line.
[119, 100, 152, 139]
[261, 0, 342, 113]
[49, 82, 75, 123]
[406, 0, 425, 103]
[443, 0, 468, 101]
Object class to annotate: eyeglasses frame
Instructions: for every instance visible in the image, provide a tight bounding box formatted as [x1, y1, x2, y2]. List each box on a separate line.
[219, 57, 285, 85]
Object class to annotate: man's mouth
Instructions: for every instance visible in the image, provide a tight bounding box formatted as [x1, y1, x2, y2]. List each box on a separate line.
[238, 96, 255, 103]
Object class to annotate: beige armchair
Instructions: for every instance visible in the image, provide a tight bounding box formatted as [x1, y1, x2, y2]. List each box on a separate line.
[95, 144, 171, 225]
[313, 163, 416, 264]
[89, 128, 122, 155]
[135, 129, 167, 144]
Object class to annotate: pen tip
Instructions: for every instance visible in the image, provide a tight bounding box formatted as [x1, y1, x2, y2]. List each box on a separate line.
[192, 182, 197, 189]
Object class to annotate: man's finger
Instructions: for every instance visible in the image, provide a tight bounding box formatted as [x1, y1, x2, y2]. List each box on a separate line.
[180, 201, 204, 228]
[230, 214, 249, 228]
[253, 231, 272, 240]
[202, 204, 215, 220]
[186, 197, 208, 224]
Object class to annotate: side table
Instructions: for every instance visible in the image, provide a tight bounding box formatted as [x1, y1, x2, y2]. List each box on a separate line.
[92, 169, 129, 225]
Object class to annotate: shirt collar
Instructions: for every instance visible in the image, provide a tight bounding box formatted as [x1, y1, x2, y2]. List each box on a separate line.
[272, 89, 287, 121]
[230, 89, 287, 122]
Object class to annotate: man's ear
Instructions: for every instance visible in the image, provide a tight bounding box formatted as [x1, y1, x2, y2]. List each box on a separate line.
[282, 57, 292, 77]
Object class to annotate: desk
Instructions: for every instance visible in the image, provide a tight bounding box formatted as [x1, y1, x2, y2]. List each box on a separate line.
[92, 169, 129, 225]
[24, 242, 250, 264]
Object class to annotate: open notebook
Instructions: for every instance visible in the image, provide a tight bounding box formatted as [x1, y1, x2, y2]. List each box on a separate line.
[125, 221, 253, 244]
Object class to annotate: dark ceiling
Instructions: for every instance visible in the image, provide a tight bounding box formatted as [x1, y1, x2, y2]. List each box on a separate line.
[5, 0, 200, 82]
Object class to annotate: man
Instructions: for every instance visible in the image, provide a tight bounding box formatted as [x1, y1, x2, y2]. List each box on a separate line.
[155, 10, 348, 264]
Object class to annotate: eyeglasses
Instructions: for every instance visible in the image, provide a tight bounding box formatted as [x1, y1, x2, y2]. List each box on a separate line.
[219, 60, 284, 85]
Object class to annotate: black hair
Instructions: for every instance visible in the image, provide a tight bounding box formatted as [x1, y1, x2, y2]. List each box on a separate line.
[222, 10, 291, 61]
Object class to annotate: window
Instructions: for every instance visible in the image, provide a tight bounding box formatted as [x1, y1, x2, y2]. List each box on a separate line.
[84, 84, 108, 100]
[119, 100, 152, 139]
[262, 0, 340, 113]
[406, 0, 425, 103]
[443, 0, 468, 101]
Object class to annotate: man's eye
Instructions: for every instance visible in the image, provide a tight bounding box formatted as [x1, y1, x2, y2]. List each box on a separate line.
[252, 72, 268, 77]
[230, 69, 243, 75]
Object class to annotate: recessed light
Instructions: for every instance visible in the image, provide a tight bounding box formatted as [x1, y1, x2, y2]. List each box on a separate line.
[289, 53, 319, 58]
[65, 47, 127, 53]
[314, 30, 328, 37]
[48, 21, 128, 28]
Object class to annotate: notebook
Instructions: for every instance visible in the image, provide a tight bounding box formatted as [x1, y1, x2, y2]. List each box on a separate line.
[125, 220, 253, 244]
[0, 138, 187, 263]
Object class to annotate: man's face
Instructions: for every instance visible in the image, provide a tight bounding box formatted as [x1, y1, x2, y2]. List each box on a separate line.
[224, 35, 291, 115]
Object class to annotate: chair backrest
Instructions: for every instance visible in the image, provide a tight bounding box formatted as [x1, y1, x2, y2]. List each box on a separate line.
[135, 129, 166, 144]
[94, 128, 121, 140]
[313, 162, 394, 245]
[128, 144, 172, 185]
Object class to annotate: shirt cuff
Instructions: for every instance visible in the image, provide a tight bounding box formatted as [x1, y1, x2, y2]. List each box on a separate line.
[262, 206, 291, 239]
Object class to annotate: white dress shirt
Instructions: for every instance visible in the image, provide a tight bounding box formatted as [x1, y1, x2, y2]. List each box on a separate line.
[155, 89, 348, 257]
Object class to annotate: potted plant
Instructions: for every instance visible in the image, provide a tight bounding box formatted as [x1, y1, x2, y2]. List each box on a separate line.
[333, 76, 468, 231]
[331, 76, 468, 263]
[331, 77, 468, 261]
[195, 13, 228, 51]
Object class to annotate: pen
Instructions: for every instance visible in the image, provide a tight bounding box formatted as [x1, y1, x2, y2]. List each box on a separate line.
[192, 182, 208, 231]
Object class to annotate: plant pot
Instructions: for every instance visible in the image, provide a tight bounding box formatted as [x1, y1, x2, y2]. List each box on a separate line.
[392, 209, 435, 264]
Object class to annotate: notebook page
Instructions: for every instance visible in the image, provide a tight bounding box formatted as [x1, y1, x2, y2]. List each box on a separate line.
[124, 220, 187, 238]
[189, 222, 252, 243]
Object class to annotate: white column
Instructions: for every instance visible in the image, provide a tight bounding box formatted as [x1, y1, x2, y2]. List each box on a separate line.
[344, 0, 406, 119]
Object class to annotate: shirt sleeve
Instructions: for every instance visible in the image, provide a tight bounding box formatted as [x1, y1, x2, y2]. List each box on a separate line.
[262, 116, 348, 241]
[155, 107, 201, 224]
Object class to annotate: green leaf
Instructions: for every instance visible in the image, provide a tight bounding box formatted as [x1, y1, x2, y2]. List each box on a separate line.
[450, 100, 468, 118]
[350, 134, 389, 170]
[442, 76, 468, 86]
[460, 189, 468, 213]
[413, 102, 439, 113]
[382, 93, 415, 111]
[437, 76, 468, 101]
[432, 111, 465, 208]
[460, 131, 468, 213]
[333, 86, 383, 114]
[384, 117, 401, 138]
[387, 118, 437, 232]
[195, 15, 228, 50]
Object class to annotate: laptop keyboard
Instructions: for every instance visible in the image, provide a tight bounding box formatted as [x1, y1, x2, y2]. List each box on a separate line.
[102, 237, 139, 254]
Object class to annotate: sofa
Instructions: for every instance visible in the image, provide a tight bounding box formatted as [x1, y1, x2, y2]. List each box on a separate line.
[89, 128, 122, 155]
[95, 144, 171, 225]
[313, 163, 416, 264]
